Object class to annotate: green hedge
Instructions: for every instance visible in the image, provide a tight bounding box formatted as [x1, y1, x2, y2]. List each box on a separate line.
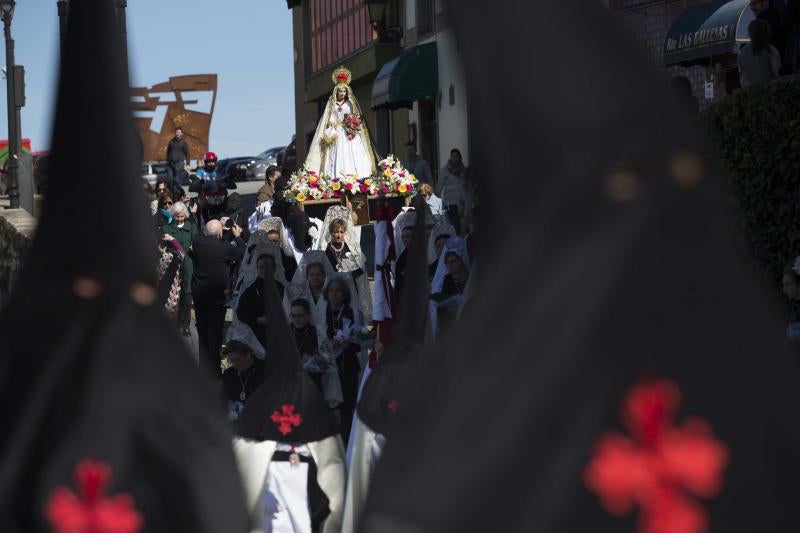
[704, 75, 800, 283]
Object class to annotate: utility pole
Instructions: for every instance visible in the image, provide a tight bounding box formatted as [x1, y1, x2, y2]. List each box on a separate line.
[2, 0, 19, 209]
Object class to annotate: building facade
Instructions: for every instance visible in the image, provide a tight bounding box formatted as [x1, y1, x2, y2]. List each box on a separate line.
[287, 0, 470, 184]
[609, 0, 769, 106]
[395, 0, 470, 180]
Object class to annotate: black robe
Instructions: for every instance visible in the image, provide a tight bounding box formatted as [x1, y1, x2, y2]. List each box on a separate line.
[393, 249, 408, 301]
[325, 304, 360, 442]
[236, 278, 285, 349]
[325, 243, 364, 280]
[282, 251, 298, 282]
[221, 358, 266, 411]
[293, 324, 325, 395]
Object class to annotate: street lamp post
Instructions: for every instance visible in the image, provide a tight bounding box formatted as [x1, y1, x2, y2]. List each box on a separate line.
[56, 0, 67, 58]
[1, 0, 19, 209]
[116, 0, 128, 78]
[366, 0, 386, 42]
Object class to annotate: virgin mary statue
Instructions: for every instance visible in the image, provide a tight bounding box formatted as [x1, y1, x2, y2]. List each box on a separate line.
[304, 66, 378, 179]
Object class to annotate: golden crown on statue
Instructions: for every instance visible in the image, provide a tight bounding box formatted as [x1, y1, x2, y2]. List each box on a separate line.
[332, 65, 352, 86]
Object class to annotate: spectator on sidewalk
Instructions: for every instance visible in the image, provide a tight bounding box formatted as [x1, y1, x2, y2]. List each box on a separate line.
[750, 0, 788, 62]
[437, 148, 468, 234]
[166, 127, 191, 186]
[739, 19, 782, 87]
[402, 141, 434, 186]
[192, 219, 246, 379]
[153, 191, 174, 230]
[165, 201, 199, 337]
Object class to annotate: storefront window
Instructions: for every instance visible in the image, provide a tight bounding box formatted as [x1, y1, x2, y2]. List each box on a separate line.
[307, 0, 375, 76]
[416, 0, 435, 37]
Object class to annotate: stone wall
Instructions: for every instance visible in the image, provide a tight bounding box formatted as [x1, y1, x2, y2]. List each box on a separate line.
[0, 209, 34, 308]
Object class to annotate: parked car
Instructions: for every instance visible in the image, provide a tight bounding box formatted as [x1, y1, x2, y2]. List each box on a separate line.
[216, 155, 258, 182]
[141, 161, 170, 186]
[245, 146, 284, 181]
[276, 135, 297, 175]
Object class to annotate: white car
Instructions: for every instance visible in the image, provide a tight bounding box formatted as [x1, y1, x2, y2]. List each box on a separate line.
[141, 161, 170, 186]
[245, 146, 283, 181]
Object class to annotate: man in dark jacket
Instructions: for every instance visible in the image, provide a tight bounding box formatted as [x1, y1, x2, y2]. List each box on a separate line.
[192, 218, 245, 378]
[166, 126, 190, 186]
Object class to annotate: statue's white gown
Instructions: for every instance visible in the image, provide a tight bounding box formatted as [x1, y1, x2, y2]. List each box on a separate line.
[322, 100, 374, 180]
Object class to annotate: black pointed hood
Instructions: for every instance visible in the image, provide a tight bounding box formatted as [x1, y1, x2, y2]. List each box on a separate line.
[237, 274, 338, 443]
[0, 1, 249, 531]
[360, 1, 800, 532]
[21, 0, 153, 289]
[357, 195, 429, 434]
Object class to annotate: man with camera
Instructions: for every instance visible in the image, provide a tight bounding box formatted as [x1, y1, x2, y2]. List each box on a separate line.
[191, 218, 246, 379]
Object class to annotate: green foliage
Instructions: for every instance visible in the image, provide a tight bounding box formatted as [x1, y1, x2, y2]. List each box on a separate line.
[704, 76, 800, 283]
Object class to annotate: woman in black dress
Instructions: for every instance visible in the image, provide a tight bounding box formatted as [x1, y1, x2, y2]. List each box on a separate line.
[322, 276, 362, 444]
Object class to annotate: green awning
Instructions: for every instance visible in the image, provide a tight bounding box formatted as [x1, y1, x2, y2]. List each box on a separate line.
[371, 43, 437, 110]
[663, 0, 754, 66]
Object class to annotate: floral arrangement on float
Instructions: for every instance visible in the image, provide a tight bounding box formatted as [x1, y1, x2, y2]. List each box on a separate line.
[284, 154, 418, 204]
[376, 154, 418, 195]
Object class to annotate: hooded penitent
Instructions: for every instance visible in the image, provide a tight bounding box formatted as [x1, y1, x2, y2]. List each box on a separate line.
[359, 1, 800, 532]
[234, 277, 345, 533]
[0, 0, 249, 531]
[342, 195, 430, 533]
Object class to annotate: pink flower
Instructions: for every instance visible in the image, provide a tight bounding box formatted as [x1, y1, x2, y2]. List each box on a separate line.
[381, 185, 389, 194]
[360, 184, 369, 193]
[322, 193, 330, 199]
[333, 190, 341, 198]
[345, 182, 353, 190]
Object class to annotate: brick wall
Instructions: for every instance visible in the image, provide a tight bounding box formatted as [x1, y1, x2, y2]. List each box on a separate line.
[610, 0, 728, 107]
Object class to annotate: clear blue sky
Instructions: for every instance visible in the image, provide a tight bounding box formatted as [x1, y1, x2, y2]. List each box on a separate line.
[0, 0, 295, 159]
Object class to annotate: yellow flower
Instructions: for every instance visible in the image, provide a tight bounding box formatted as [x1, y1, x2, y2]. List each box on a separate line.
[332, 182, 341, 191]
[409, 174, 417, 183]
[383, 169, 392, 178]
[296, 192, 307, 202]
[398, 184, 408, 193]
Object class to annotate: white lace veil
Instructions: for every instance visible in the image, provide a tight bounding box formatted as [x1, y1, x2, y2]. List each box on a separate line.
[431, 236, 471, 294]
[429, 236, 471, 338]
[317, 205, 364, 260]
[393, 207, 434, 257]
[427, 223, 456, 264]
[317, 205, 373, 322]
[284, 249, 337, 321]
[227, 238, 288, 356]
[225, 320, 265, 359]
[305, 81, 378, 177]
[258, 216, 294, 258]
[231, 236, 287, 312]
[315, 272, 366, 334]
